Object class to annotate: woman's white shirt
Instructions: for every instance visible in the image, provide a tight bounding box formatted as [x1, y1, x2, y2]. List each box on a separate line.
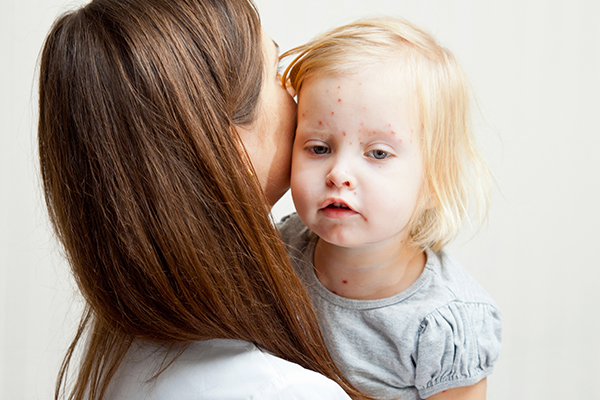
[106, 338, 352, 400]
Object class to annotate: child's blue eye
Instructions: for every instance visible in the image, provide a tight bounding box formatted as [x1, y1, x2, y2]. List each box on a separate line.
[309, 145, 330, 155]
[366, 149, 390, 159]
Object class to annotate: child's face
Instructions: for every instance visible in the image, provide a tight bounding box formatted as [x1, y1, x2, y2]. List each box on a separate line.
[291, 71, 424, 248]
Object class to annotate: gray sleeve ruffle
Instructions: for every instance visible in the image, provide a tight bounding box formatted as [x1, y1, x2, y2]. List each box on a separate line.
[415, 301, 502, 398]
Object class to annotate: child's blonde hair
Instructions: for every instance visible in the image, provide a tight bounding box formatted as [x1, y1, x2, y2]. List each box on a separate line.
[282, 17, 490, 252]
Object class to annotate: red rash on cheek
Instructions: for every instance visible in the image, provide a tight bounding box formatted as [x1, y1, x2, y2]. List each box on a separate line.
[342, 132, 346, 136]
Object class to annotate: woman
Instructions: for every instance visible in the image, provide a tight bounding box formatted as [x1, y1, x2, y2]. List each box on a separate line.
[38, 0, 375, 399]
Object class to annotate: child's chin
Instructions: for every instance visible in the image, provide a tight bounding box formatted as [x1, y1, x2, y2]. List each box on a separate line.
[315, 231, 364, 249]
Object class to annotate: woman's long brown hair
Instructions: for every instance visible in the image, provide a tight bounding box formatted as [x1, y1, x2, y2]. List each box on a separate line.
[38, 0, 374, 399]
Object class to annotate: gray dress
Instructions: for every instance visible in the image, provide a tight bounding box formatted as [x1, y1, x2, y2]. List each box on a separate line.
[279, 213, 502, 400]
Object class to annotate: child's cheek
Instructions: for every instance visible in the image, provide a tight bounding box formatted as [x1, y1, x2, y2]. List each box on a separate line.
[297, 169, 315, 192]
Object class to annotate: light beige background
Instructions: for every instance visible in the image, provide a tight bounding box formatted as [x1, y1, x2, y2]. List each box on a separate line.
[2, 0, 599, 399]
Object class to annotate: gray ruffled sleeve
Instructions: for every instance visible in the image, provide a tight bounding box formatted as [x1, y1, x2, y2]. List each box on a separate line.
[414, 301, 502, 398]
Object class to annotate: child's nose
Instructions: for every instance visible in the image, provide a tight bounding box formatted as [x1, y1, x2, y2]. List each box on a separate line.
[326, 165, 356, 189]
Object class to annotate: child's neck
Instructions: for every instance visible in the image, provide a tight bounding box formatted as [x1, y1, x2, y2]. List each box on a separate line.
[313, 237, 426, 301]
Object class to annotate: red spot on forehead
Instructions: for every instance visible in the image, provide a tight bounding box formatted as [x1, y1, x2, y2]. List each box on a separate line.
[331, 111, 335, 115]
[318, 121, 322, 125]
[338, 86, 341, 89]
[342, 280, 348, 284]
[338, 98, 341, 102]
[342, 131, 347, 136]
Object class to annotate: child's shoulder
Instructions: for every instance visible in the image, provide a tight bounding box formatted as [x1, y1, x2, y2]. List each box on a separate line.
[424, 249, 498, 308]
[410, 250, 502, 397]
[277, 212, 302, 231]
[277, 213, 312, 247]
[413, 249, 502, 350]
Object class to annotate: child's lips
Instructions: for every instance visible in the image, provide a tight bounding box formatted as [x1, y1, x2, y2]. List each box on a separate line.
[319, 198, 358, 218]
[320, 198, 355, 210]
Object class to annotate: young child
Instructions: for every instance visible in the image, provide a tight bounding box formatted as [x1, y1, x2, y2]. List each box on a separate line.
[278, 17, 502, 400]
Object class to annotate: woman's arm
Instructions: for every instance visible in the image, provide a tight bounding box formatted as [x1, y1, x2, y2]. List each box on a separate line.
[427, 378, 487, 400]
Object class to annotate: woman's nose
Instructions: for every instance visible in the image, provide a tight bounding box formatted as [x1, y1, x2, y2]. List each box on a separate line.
[326, 164, 356, 189]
